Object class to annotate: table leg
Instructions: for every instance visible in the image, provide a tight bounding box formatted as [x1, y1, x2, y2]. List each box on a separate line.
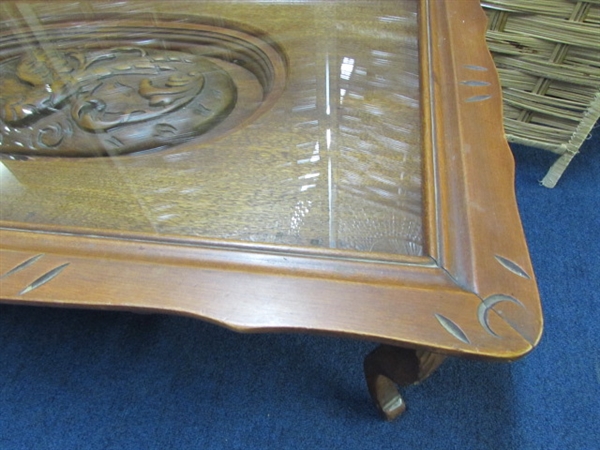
[363, 345, 446, 421]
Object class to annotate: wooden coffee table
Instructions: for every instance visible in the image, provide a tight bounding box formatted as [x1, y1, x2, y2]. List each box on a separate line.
[0, 0, 542, 420]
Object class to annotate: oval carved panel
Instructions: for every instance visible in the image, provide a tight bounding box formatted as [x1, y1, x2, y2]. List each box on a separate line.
[0, 15, 287, 157]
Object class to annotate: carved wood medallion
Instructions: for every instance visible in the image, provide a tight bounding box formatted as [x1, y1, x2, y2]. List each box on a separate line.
[0, 16, 286, 158]
[0, 47, 235, 156]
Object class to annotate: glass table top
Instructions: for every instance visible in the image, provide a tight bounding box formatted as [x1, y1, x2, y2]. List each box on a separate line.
[0, 0, 423, 257]
[0, 0, 545, 367]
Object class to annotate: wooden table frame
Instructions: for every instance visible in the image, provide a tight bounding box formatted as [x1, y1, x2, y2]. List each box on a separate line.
[0, 0, 542, 420]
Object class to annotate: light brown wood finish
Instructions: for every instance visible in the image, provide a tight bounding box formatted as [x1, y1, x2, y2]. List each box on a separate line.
[0, 0, 542, 419]
[364, 346, 446, 421]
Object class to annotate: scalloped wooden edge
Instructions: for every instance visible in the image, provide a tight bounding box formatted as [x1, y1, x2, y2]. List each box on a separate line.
[0, 0, 542, 361]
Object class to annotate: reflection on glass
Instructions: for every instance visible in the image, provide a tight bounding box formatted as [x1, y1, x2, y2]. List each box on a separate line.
[0, 1, 423, 257]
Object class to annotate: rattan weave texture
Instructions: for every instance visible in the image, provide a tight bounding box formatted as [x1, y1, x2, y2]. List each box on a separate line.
[482, 0, 600, 187]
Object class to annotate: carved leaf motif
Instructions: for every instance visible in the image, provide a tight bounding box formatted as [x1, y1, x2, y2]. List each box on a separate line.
[434, 314, 470, 345]
[494, 255, 531, 279]
[465, 95, 492, 103]
[19, 263, 70, 295]
[0, 254, 44, 280]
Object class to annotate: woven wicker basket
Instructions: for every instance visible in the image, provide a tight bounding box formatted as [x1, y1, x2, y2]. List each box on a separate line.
[482, 0, 600, 187]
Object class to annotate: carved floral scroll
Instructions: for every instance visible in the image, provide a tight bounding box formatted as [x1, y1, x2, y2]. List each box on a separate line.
[0, 47, 236, 156]
[0, 16, 286, 158]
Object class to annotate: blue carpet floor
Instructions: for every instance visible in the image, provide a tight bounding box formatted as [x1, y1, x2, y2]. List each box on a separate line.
[1, 131, 598, 449]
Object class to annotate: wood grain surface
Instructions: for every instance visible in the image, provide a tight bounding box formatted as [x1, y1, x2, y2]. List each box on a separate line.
[0, 0, 543, 360]
[1, 1, 423, 255]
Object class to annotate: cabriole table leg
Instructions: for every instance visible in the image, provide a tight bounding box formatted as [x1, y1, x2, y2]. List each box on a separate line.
[363, 345, 446, 421]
